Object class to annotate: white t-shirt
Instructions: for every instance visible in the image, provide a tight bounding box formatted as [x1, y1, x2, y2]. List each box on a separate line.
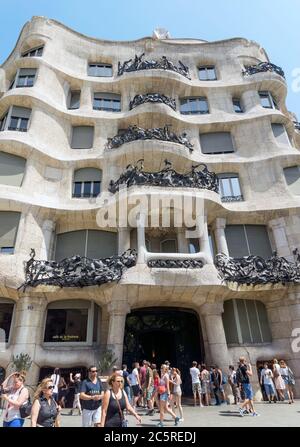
[261, 368, 273, 385]
[131, 368, 139, 386]
[190, 367, 200, 384]
[51, 374, 60, 394]
[279, 367, 289, 376]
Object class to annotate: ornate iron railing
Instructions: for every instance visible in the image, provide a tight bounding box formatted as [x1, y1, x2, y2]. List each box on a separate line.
[118, 53, 191, 79]
[221, 195, 244, 203]
[106, 125, 193, 151]
[148, 259, 204, 268]
[215, 251, 300, 285]
[242, 62, 285, 78]
[108, 159, 219, 194]
[129, 93, 176, 111]
[19, 248, 137, 291]
[293, 121, 300, 131]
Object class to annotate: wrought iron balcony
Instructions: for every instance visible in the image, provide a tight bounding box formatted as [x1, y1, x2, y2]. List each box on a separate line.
[148, 259, 204, 268]
[221, 194, 244, 203]
[129, 93, 176, 111]
[215, 251, 300, 286]
[108, 159, 219, 194]
[293, 121, 300, 131]
[242, 62, 285, 79]
[20, 248, 137, 291]
[118, 53, 191, 79]
[106, 125, 193, 151]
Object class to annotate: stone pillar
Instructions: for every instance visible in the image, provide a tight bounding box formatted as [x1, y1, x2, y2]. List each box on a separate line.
[177, 228, 189, 253]
[106, 300, 130, 368]
[268, 217, 293, 260]
[197, 215, 214, 264]
[213, 218, 229, 256]
[118, 227, 131, 255]
[137, 212, 147, 264]
[40, 220, 56, 260]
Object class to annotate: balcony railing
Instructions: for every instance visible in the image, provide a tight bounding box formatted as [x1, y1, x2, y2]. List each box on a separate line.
[221, 195, 244, 203]
[242, 62, 285, 79]
[129, 93, 176, 111]
[108, 159, 219, 194]
[215, 251, 300, 285]
[20, 248, 137, 291]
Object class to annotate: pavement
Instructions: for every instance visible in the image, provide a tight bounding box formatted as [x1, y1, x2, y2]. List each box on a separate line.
[1, 400, 300, 427]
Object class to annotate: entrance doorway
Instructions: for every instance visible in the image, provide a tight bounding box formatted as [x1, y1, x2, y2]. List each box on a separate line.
[123, 307, 204, 395]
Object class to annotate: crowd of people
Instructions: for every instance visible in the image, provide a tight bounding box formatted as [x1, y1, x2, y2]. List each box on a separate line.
[0, 357, 296, 427]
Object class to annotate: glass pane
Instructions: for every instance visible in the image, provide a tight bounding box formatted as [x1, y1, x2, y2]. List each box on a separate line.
[199, 99, 208, 113]
[207, 67, 216, 80]
[221, 178, 231, 197]
[256, 301, 272, 342]
[27, 76, 35, 87]
[0, 247, 14, 254]
[199, 68, 207, 80]
[44, 308, 88, 342]
[260, 95, 272, 108]
[73, 182, 82, 197]
[98, 66, 112, 77]
[237, 299, 252, 344]
[83, 182, 92, 197]
[222, 300, 239, 344]
[233, 100, 242, 112]
[112, 100, 121, 111]
[17, 76, 26, 87]
[37, 47, 43, 56]
[190, 99, 198, 113]
[19, 118, 28, 131]
[0, 303, 14, 342]
[246, 300, 261, 342]
[189, 239, 200, 253]
[231, 177, 241, 196]
[93, 98, 101, 109]
[9, 117, 18, 130]
[93, 181, 101, 196]
[180, 100, 190, 114]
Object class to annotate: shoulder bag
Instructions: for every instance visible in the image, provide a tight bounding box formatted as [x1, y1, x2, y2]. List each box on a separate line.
[113, 391, 128, 428]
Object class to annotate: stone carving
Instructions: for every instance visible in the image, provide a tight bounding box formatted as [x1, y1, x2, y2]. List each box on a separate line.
[20, 248, 137, 291]
[106, 124, 194, 151]
[118, 53, 191, 79]
[242, 62, 285, 78]
[215, 250, 300, 285]
[129, 93, 176, 111]
[148, 259, 204, 268]
[293, 121, 300, 131]
[108, 159, 219, 194]
[221, 195, 244, 203]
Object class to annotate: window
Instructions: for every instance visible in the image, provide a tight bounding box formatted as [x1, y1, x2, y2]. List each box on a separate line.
[44, 300, 99, 344]
[93, 93, 121, 112]
[233, 98, 243, 113]
[198, 66, 217, 81]
[88, 63, 113, 77]
[21, 46, 44, 58]
[0, 211, 21, 254]
[222, 299, 272, 345]
[200, 132, 234, 154]
[0, 152, 26, 187]
[0, 300, 14, 343]
[225, 225, 272, 259]
[259, 91, 278, 109]
[160, 239, 177, 253]
[16, 68, 37, 88]
[284, 166, 300, 195]
[73, 168, 102, 198]
[55, 229, 117, 261]
[71, 126, 94, 149]
[272, 123, 290, 146]
[189, 238, 200, 253]
[180, 97, 209, 115]
[68, 91, 81, 110]
[8, 106, 31, 132]
[218, 174, 243, 202]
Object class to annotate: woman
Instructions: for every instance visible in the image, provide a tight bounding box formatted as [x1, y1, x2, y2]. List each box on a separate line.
[58, 376, 68, 408]
[279, 360, 295, 404]
[272, 359, 285, 401]
[200, 364, 211, 406]
[99, 373, 142, 427]
[170, 368, 184, 422]
[151, 369, 160, 413]
[157, 364, 180, 427]
[1, 371, 29, 427]
[31, 378, 61, 427]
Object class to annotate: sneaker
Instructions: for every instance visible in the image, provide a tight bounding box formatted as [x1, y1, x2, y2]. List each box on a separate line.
[179, 418, 184, 422]
[174, 416, 180, 426]
[252, 412, 260, 417]
[239, 408, 245, 417]
[157, 422, 164, 427]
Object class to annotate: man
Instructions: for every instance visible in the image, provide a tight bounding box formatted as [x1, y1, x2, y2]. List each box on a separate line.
[236, 357, 259, 417]
[80, 366, 104, 427]
[190, 361, 202, 406]
[139, 360, 148, 407]
[145, 362, 155, 416]
[228, 365, 240, 405]
[50, 368, 60, 403]
[260, 363, 276, 403]
[211, 366, 223, 406]
[131, 362, 141, 410]
[69, 372, 82, 415]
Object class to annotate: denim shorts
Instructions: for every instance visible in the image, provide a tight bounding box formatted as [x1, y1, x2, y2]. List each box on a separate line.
[242, 383, 253, 400]
[264, 383, 275, 396]
[159, 392, 169, 401]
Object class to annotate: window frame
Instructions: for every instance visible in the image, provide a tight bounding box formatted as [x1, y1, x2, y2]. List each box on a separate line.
[73, 180, 101, 198]
[93, 93, 121, 112]
[21, 46, 44, 58]
[259, 91, 279, 110]
[232, 98, 243, 113]
[0, 298, 16, 346]
[218, 173, 243, 202]
[88, 63, 113, 77]
[68, 90, 81, 110]
[179, 96, 209, 115]
[198, 65, 217, 81]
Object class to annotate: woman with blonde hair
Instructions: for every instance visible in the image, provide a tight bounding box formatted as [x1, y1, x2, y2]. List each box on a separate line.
[31, 378, 60, 427]
[279, 360, 295, 404]
[170, 368, 184, 422]
[157, 364, 180, 427]
[98, 373, 141, 427]
[272, 359, 285, 401]
[1, 371, 29, 427]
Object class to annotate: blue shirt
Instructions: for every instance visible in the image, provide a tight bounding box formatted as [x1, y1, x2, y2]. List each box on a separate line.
[80, 378, 103, 410]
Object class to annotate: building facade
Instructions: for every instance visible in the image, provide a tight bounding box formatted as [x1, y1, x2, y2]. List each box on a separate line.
[0, 16, 300, 398]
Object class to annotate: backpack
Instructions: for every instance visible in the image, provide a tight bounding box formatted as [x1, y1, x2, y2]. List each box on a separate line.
[236, 366, 248, 384]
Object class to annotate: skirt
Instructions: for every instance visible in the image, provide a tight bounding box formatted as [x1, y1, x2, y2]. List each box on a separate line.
[274, 375, 286, 390]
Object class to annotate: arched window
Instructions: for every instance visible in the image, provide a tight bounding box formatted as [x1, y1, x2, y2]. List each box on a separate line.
[73, 168, 102, 198]
[222, 299, 272, 344]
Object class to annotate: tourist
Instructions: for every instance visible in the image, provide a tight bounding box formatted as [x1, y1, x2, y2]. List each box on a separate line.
[211, 366, 223, 406]
[145, 362, 155, 415]
[157, 364, 180, 427]
[31, 378, 60, 427]
[50, 368, 60, 402]
[170, 367, 184, 421]
[236, 357, 259, 417]
[190, 361, 202, 406]
[69, 372, 82, 415]
[152, 368, 160, 412]
[279, 360, 295, 404]
[260, 363, 276, 403]
[200, 364, 211, 406]
[228, 365, 240, 404]
[58, 375, 68, 408]
[131, 362, 141, 410]
[272, 358, 285, 401]
[1, 371, 29, 427]
[80, 365, 104, 427]
[139, 360, 147, 407]
[122, 365, 131, 403]
[98, 374, 141, 427]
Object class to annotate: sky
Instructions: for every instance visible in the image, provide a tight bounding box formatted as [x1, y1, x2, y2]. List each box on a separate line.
[0, 0, 299, 117]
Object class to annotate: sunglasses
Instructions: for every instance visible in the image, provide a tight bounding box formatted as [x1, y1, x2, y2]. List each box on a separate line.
[46, 385, 55, 390]
[89, 369, 98, 373]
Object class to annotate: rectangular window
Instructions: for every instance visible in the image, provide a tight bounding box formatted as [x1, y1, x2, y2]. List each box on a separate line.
[272, 123, 290, 146]
[233, 98, 243, 113]
[73, 181, 100, 198]
[198, 66, 217, 81]
[22, 46, 44, 58]
[0, 211, 21, 253]
[8, 106, 31, 132]
[218, 174, 243, 201]
[93, 93, 121, 112]
[16, 68, 37, 88]
[71, 126, 94, 149]
[180, 97, 209, 115]
[44, 308, 88, 343]
[68, 91, 81, 110]
[200, 132, 234, 154]
[88, 64, 113, 77]
[0, 114, 8, 131]
[0, 303, 14, 342]
[225, 225, 272, 258]
[259, 91, 278, 109]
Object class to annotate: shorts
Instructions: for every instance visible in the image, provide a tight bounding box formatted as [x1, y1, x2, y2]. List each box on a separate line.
[242, 383, 253, 400]
[132, 385, 141, 397]
[3, 419, 24, 427]
[264, 383, 275, 396]
[159, 392, 169, 402]
[192, 382, 201, 393]
[146, 386, 154, 400]
[201, 381, 210, 394]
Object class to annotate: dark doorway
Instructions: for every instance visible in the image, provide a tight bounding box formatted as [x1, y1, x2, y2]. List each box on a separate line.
[123, 307, 204, 395]
[0, 367, 5, 385]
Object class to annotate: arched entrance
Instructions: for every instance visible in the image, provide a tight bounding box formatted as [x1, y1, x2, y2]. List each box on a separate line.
[123, 307, 204, 395]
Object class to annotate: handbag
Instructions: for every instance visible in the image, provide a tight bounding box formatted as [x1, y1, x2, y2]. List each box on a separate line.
[113, 391, 129, 428]
[19, 397, 32, 419]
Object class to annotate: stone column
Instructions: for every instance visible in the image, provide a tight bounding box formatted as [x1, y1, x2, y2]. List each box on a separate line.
[177, 228, 189, 253]
[268, 217, 293, 260]
[118, 227, 131, 255]
[40, 220, 56, 260]
[213, 218, 229, 256]
[197, 215, 214, 264]
[137, 212, 147, 264]
[106, 300, 130, 368]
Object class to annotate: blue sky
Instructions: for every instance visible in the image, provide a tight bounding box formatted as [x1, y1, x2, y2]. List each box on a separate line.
[0, 0, 299, 117]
